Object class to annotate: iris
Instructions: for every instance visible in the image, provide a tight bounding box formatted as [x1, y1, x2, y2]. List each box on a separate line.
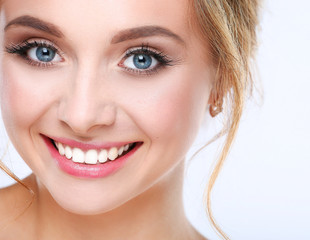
[36, 47, 56, 62]
[133, 54, 152, 69]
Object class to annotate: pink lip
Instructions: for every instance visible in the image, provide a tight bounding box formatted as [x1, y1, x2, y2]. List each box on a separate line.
[42, 136, 142, 178]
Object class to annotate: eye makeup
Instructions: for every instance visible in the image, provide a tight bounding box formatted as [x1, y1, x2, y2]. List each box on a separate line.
[118, 44, 175, 76]
[5, 39, 64, 68]
[5, 39, 177, 76]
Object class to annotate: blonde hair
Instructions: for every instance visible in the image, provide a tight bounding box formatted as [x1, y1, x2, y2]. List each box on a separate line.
[0, 0, 260, 239]
[190, 0, 260, 239]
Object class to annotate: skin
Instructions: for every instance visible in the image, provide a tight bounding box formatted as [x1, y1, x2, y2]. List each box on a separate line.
[0, 0, 213, 239]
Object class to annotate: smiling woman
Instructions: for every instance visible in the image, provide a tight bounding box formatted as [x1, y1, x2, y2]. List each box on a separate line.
[0, 0, 259, 240]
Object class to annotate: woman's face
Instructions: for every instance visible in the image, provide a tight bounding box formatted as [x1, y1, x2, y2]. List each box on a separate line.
[0, 0, 213, 214]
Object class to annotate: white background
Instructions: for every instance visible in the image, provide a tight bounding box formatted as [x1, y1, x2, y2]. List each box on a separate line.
[0, 0, 309, 239]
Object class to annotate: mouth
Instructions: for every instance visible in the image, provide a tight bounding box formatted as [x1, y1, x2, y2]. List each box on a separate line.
[43, 135, 142, 178]
[50, 139, 137, 165]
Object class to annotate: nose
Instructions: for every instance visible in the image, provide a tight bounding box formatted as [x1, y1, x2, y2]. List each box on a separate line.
[58, 65, 116, 135]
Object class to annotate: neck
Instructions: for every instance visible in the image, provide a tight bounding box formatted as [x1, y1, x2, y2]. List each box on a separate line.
[31, 161, 195, 240]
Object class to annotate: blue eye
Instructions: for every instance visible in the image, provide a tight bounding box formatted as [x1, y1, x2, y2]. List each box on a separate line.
[123, 53, 158, 71]
[119, 45, 174, 75]
[5, 40, 64, 67]
[28, 45, 61, 63]
[133, 54, 152, 69]
[35, 47, 55, 62]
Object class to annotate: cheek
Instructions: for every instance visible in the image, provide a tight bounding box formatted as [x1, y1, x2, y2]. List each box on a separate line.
[0, 59, 58, 140]
[1, 61, 40, 130]
[114, 66, 212, 189]
[121, 66, 211, 151]
[152, 74, 209, 149]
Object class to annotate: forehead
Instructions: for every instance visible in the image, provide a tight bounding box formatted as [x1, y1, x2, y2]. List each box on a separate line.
[1, 0, 192, 42]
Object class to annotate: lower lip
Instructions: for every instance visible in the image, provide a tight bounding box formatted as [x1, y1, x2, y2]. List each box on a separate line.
[43, 137, 141, 178]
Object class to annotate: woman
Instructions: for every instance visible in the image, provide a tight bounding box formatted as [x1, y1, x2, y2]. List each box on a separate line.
[0, 0, 259, 239]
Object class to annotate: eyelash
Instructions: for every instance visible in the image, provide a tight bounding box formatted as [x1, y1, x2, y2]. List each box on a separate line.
[5, 40, 63, 68]
[119, 44, 174, 76]
[5, 41, 174, 75]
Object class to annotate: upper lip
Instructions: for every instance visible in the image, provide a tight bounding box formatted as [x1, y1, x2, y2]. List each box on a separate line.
[43, 134, 137, 151]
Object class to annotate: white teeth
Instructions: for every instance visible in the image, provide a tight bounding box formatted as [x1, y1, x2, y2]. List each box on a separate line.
[85, 150, 98, 164]
[58, 143, 65, 156]
[55, 140, 134, 164]
[72, 148, 84, 163]
[98, 149, 108, 163]
[108, 147, 118, 161]
[65, 146, 73, 159]
[118, 146, 124, 156]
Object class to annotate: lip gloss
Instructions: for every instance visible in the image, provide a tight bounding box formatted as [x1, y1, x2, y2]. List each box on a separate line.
[43, 136, 141, 178]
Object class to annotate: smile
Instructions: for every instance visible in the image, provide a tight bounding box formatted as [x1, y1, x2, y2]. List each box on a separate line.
[53, 140, 135, 165]
[43, 135, 142, 178]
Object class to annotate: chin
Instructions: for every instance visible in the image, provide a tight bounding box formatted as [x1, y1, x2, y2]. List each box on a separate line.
[49, 190, 129, 216]
[42, 176, 141, 216]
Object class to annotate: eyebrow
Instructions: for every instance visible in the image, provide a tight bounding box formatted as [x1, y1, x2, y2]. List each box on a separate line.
[4, 15, 64, 38]
[4, 15, 185, 46]
[111, 26, 185, 45]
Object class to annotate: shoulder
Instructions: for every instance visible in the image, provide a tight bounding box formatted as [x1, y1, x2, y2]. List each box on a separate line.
[0, 182, 21, 220]
[0, 175, 35, 234]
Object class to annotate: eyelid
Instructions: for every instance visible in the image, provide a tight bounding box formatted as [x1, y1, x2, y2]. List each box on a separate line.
[117, 44, 174, 76]
[122, 45, 167, 60]
[5, 38, 65, 68]
[6, 40, 175, 74]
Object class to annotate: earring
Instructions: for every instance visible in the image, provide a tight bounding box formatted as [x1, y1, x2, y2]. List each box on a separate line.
[209, 100, 223, 117]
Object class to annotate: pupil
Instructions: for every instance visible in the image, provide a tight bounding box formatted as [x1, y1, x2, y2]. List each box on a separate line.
[133, 54, 152, 69]
[36, 47, 55, 62]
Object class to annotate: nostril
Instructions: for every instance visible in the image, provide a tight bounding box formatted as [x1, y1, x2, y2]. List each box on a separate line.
[57, 81, 117, 134]
[97, 104, 117, 126]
